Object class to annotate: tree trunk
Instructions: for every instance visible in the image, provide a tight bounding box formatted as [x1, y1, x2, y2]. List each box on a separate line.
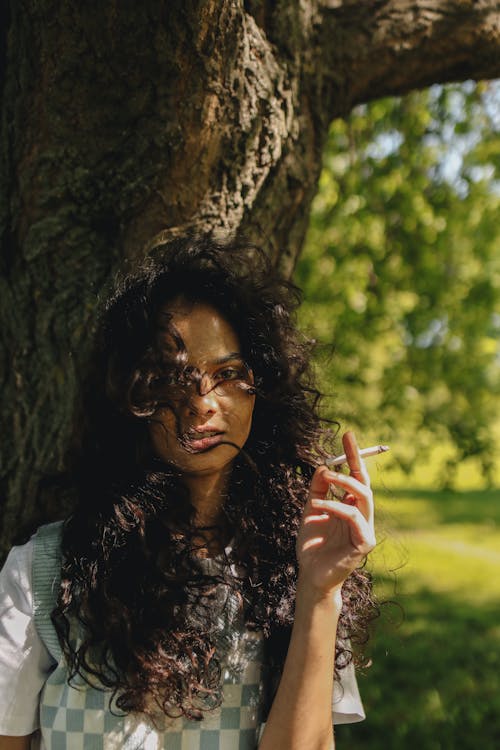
[1, 0, 500, 555]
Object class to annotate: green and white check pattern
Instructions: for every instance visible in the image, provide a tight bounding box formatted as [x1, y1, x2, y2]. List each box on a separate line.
[39, 638, 265, 750]
[33, 523, 265, 750]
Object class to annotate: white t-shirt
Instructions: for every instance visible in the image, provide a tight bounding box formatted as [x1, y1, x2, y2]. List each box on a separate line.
[0, 536, 365, 743]
[0, 540, 55, 736]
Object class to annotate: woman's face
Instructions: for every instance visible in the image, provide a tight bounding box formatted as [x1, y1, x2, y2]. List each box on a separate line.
[147, 299, 255, 478]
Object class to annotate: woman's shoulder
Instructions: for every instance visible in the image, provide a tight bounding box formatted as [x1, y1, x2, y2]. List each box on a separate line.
[32, 520, 64, 552]
[30, 520, 64, 582]
[0, 528, 60, 736]
[0, 521, 64, 613]
[2, 520, 64, 561]
[0, 535, 35, 610]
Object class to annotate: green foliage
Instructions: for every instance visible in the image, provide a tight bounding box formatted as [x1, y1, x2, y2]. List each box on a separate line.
[295, 82, 500, 483]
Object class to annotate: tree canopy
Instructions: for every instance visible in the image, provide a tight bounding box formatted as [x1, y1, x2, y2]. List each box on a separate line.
[296, 81, 500, 484]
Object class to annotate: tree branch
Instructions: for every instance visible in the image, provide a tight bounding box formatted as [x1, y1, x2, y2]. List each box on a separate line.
[316, 0, 500, 115]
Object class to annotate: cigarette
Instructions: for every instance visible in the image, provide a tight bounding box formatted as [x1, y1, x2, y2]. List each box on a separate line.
[326, 445, 390, 467]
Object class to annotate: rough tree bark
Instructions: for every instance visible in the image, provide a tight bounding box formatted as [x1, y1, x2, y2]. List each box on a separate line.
[1, 0, 500, 555]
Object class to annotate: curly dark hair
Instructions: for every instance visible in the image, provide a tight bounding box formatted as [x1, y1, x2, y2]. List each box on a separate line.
[53, 234, 378, 722]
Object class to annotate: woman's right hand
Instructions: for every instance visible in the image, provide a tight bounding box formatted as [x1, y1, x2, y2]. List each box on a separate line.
[295, 431, 376, 599]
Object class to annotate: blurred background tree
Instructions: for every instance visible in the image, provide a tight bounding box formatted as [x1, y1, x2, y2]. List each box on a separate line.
[295, 81, 500, 486]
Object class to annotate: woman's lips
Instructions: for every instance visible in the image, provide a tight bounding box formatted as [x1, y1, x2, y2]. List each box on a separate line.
[182, 432, 225, 452]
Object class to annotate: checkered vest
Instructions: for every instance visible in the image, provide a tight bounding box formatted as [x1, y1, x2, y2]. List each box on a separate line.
[32, 522, 265, 750]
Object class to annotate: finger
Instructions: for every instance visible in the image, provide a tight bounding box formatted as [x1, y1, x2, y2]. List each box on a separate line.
[310, 499, 376, 552]
[358, 457, 371, 488]
[308, 467, 372, 516]
[307, 464, 334, 502]
[318, 473, 374, 524]
[302, 512, 332, 525]
[328, 472, 373, 522]
[342, 431, 365, 484]
[326, 470, 371, 499]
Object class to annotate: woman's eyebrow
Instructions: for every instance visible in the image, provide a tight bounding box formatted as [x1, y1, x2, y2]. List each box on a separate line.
[213, 352, 244, 365]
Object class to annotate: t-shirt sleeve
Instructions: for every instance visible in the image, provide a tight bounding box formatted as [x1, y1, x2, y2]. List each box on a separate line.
[257, 653, 365, 744]
[332, 659, 365, 724]
[0, 539, 56, 735]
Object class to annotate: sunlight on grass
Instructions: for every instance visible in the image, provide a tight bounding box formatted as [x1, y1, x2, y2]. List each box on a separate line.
[336, 482, 500, 750]
[372, 491, 500, 603]
[375, 535, 500, 603]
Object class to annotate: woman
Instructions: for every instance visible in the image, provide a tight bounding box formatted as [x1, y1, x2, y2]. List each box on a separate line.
[0, 235, 378, 749]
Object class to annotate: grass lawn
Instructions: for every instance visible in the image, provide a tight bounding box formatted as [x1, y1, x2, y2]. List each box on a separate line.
[336, 486, 500, 750]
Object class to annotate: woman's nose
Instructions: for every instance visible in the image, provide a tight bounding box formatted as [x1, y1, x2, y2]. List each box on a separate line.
[187, 384, 218, 416]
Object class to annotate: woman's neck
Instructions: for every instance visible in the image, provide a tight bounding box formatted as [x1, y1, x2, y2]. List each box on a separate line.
[182, 467, 232, 557]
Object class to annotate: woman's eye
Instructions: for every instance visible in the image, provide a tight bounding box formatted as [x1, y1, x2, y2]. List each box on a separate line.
[216, 367, 243, 382]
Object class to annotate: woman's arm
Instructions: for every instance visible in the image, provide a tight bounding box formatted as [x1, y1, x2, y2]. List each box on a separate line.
[0, 736, 33, 750]
[259, 581, 341, 750]
[259, 432, 375, 750]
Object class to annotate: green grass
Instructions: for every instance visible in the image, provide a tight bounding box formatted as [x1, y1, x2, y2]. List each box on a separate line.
[336, 487, 500, 750]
